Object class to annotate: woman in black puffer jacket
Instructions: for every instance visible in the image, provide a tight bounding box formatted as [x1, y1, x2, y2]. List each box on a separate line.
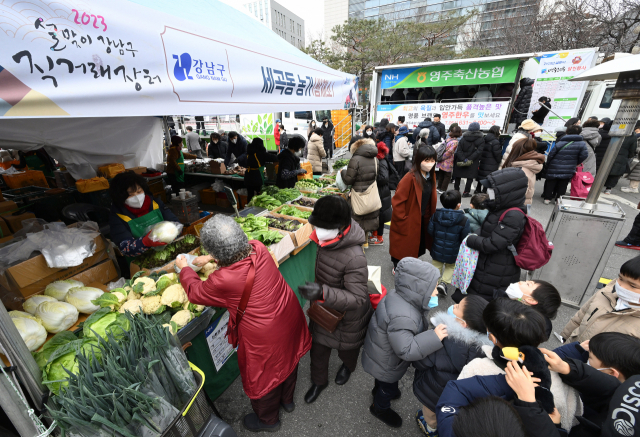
[476, 125, 502, 193]
[510, 78, 535, 128]
[462, 168, 528, 301]
[370, 136, 396, 245]
[595, 121, 613, 172]
[452, 122, 484, 196]
[413, 296, 491, 434]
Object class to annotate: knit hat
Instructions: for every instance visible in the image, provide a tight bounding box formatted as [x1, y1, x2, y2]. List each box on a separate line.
[200, 215, 250, 266]
[520, 119, 542, 132]
[398, 125, 409, 135]
[309, 196, 351, 230]
[468, 122, 480, 132]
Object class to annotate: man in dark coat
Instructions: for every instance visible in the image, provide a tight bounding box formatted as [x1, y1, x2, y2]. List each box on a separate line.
[595, 121, 613, 171]
[433, 114, 446, 140]
[321, 118, 334, 158]
[371, 139, 396, 245]
[453, 122, 484, 196]
[510, 78, 535, 127]
[244, 138, 277, 201]
[224, 131, 248, 166]
[477, 126, 502, 192]
[208, 132, 228, 160]
[412, 118, 441, 145]
[276, 136, 306, 189]
[464, 168, 528, 301]
[390, 88, 405, 102]
[603, 133, 637, 193]
[543, 125, 589, 202]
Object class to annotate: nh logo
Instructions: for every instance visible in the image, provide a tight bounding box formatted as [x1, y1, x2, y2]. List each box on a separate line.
[385, 74, 399, 80]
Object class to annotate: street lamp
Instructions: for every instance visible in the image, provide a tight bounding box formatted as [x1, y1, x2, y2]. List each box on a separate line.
[532, 55, 640, 308]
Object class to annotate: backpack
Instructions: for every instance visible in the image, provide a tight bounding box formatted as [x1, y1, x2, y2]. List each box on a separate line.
[499, 208, 553, 271]
[434, 140, 447, 162]
[570, 164, 594, 198]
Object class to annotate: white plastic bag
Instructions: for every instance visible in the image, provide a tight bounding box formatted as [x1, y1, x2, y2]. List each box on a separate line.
[174, 254, 202, 273]
[335, 165, 349, 192]
[145, 221, 184, 244]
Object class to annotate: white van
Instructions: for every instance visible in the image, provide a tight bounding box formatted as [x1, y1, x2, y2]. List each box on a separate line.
[577, 80, 621, 122]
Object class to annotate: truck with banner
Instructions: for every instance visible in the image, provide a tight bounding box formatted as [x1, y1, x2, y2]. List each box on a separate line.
[370, 49, 598, 133]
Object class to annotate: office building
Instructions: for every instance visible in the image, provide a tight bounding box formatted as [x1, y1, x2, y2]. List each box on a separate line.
[324, 0, 349, 39]
[243, 0, 305, 49]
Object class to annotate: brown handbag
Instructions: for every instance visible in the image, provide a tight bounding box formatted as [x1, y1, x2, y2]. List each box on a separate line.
[307, 301, 344, 333]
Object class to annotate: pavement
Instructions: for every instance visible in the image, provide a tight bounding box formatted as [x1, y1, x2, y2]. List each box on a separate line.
[213, 176, 640, 437]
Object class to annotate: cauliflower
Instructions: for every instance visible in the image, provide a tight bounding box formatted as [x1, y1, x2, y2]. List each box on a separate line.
[133, 277, 157, 295]
[183, 301, 205, 313]
[160, 284, 188, 309]
[162, 273, 179, 282]
[111, 290, 127, 304]
[140, 295, 166, 315]
[162, 323, 177, 334]
[170, 310, 193, 328]
[201, 262, 217, 279]
[119, 299, 143, 314]
[126, 287, 141, 301]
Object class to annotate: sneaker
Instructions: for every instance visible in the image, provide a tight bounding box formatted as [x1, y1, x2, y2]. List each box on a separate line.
[416, 409, 437, 436]
[462, 192, 471, 198]
[369, 405, 402, 428]
[616, 241, 640, 250]
[544, 199, 551, 205]
[622, 187, 639, 193]
[604, 189, 612, 195]
[371, 236, 384, 245]
[369, 231, 378, 244]
[437, 283, 447, 297]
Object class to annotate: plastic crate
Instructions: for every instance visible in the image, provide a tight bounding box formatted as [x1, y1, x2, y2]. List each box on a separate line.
[172, 197, 200, 224]
[3, 170, 49, 189]
[29, 189, 78, 222]
[1, 186, 48, 204]
[73, 189, 112, 209]
[162, 363, 214, 437]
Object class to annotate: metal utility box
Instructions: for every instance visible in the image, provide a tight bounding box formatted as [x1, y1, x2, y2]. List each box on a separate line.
[532, 197, 626, 308]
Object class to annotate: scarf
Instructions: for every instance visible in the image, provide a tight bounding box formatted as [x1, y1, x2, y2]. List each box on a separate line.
[515, 151, 546, 164]
[123, 194, 152, 218]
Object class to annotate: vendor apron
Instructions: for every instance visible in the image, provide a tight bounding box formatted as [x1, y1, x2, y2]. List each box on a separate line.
[246, 153, 265, 185]
[117, 202, 163, 264]
[176, 151, 186, 183]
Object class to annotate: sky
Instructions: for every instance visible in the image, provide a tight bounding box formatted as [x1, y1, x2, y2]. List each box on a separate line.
[219, 0, 325, 44]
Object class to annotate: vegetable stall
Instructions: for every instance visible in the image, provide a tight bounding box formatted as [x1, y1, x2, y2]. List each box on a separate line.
[0, 0, 358, 435]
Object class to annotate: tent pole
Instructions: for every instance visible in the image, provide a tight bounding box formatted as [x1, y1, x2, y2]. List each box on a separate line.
[162, 116, 171, 158]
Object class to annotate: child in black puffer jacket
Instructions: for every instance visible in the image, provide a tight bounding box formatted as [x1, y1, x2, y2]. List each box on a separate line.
[413, 295, 491, 436]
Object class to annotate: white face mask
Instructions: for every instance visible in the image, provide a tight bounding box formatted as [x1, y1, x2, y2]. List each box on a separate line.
[315, 227, 340, 243]
[615, 281, 640, 310]
[534, 132, 542, 137]
[231, 138, 237, 144]
[487, 188, 495, 200]
[586, 360, 613, 372]
[505, 282, 533, 301]
[421, 161, 435, 172]
[125, 192, 145, 209]
[366, 130, 372, 135]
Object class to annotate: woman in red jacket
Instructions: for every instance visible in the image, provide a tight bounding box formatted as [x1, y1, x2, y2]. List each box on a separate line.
[177, 215, 311, 433]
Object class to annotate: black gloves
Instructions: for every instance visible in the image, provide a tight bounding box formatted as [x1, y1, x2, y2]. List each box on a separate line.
[298, 282, 323, 301]
[297, 168, 307, 175]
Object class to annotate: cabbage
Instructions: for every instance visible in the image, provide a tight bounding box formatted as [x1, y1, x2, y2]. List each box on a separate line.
[148, 221, 181, 244]
[91, 290, 126, 310]
[42, 338, 100, 394]
[155, 275, 176, 293]
[23, 295, 58, 315]
[83, 308, 130, 339]
[32, 331, 77, 369]
[44, 279, 84, 301]
[12, 317, 47, 352]
[35, 301, 79, 333]
[9, 310, 42, 325]
[65, 287, 104, 314]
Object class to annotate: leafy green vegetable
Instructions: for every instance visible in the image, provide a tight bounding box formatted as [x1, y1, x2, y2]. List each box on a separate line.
[32, 331, 77, 370]
[295, 180, 323, 190]
[91, 293, 121, 309]
[83, 308, 130, 340]
[333, 159, 350, 170]
[272, 188, 301, 203]
[246, 230, 284, 245]
[247, 193, 281, 210]
[234, 215, 270, 232]
[277, 205, 312, 219]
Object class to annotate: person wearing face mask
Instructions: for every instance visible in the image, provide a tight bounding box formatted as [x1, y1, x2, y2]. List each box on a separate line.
[224, 131, 248, 167]
[361, 259, 445, 428]
[307, 128, 327, 175]
[108, 171, 180, 259]
[307, 120, 317, 140]
[561, 255, 640, 344]
[389, 146, 438, 273]
[413, 295, 490, 436]
[207, 132, 228, 160]
[297, 196, 373, 405]
[501, 280, 561, 340]
[362, 124, 375, 140]
[166, 135, 197, 194]
[320, 117, 334, 159]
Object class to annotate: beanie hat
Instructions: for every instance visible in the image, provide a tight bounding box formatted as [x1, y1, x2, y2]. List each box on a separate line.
[250, 137, 264, 148]
[520, 119, 542, 132]
[398, 125, 409, 135]
[309, 195, 351, 230]
[468, 122, 480, 132]
[200, 215, 250, 266]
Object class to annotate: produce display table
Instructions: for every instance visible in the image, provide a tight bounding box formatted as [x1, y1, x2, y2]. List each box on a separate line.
[184, 242, 316, 401]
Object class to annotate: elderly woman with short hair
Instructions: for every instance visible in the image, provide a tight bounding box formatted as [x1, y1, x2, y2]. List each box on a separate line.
[176, 215, 311, 432]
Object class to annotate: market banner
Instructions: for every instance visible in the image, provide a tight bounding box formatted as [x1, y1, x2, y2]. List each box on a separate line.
[0, 0, 357, 118]
[380, 60, 520, 90]
[527, 49, 597, 131]
[376, 101, 510, 131]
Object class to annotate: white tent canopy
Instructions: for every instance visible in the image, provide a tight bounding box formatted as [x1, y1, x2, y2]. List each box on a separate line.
[0, 0, 357, 177]
[570, 53, 640, 81]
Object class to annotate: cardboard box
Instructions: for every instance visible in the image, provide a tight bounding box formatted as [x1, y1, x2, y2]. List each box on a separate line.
[0, 200, 18, 214]
[3, 212, 36, 233]
[209, 161, 226, 174]
[0, 236, 14, 245]
[125, 166, 147, 175]
[268, 230, 295, 263]
[0, 216, 11, 238]
[0, 233, 110, 306]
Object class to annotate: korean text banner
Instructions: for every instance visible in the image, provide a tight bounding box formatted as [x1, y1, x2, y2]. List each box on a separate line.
[0, 0, 357, 118]
[527, 49, 597, 131]
[380, 60, 520, 90]
[376, 102, 510, 130]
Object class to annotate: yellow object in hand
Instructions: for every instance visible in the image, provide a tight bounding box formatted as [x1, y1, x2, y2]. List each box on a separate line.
[502, 347, 525, 362]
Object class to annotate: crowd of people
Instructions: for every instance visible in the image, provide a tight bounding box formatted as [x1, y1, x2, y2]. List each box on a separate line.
[161, 112, 640, 435]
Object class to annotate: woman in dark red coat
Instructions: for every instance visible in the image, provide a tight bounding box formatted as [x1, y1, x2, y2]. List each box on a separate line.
[177, 215, 311, 433]
[389, 146, 438, 272]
